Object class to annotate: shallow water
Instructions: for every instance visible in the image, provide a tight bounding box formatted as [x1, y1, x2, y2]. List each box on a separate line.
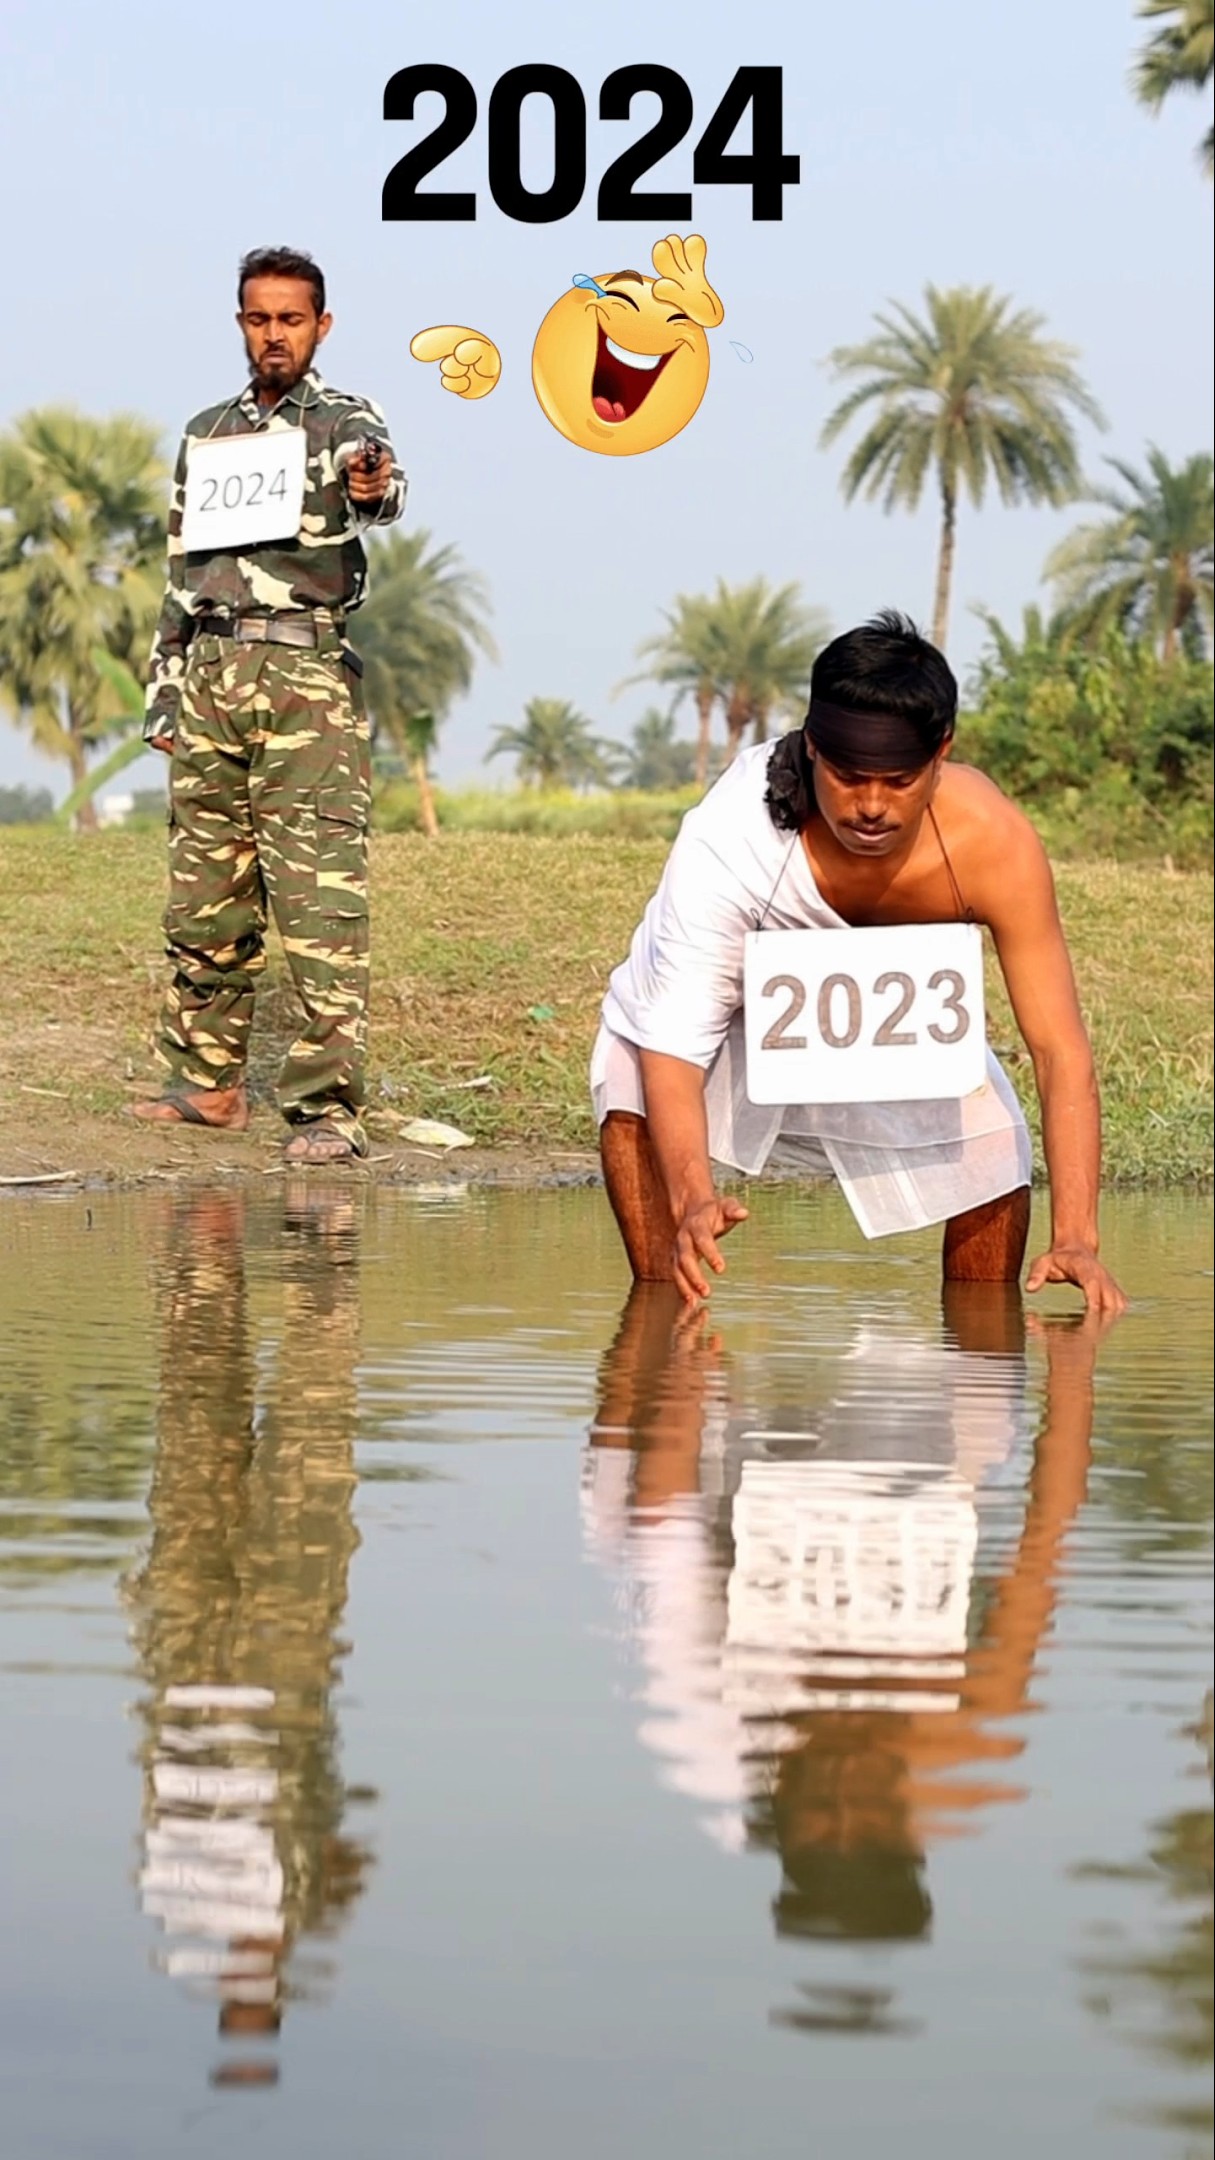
[0, 1182, 1210, 2160]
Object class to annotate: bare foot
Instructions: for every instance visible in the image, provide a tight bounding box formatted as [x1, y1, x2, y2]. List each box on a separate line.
[282, 1123, 359, 1163]
[132, 1084, 250, 1132]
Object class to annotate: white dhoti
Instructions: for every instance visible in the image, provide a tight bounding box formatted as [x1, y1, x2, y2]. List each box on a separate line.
[592, 1017, 1031, 1239]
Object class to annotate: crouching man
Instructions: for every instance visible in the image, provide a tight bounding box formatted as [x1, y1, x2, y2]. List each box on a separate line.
[593, 610, 1127, 1314]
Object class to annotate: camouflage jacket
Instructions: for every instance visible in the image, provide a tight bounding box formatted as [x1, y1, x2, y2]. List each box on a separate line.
[144, 369, 406, 739]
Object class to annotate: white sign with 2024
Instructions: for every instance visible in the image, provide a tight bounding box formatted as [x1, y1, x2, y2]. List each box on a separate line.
[744, 923, 987, 1105]
[181, 428, 308, 553]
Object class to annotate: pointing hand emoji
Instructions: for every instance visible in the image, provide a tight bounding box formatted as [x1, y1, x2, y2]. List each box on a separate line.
[409, 326, 502, 400]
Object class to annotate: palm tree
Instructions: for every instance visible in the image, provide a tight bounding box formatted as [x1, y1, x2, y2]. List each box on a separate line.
[819, 286, 1105, 650]
[623, 578, 829, 775]
[486, 698, 613, 790]
[0, 408, 166, 827]
[618, 593, 722, 787]
[1044, 447, 1213, 662]
[1132, 0, 1214, 176]
[357, 527, 495, 829]
[618, 709, 698, 791]
[706, 577, 830, 756]
[55, 653, 151, 827]
[969, 600, 1083, 671]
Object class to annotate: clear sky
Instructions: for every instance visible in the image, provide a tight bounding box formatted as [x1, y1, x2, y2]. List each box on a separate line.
[1, 0, 1211, 801]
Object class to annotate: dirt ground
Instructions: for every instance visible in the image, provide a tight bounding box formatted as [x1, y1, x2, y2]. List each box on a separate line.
[0, 1098, 603, 1194]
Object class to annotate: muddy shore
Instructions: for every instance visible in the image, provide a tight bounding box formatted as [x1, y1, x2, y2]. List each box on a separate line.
[0, 1102, 604, 1193]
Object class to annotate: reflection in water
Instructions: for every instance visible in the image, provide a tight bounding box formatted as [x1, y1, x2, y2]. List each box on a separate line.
[1075, 1689, 1214, 2147]
[584, 1284, 1101, 2031]
[121, 1186, 374, 2088]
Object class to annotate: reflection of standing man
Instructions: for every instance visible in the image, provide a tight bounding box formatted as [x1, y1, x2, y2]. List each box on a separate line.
[134, 246, 406, 1163]
[124, 1186, 372, 2088]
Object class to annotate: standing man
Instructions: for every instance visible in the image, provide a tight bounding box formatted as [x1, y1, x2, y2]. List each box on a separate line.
[593, 611, 1127, 1313]
[134, 246, 405, 1162]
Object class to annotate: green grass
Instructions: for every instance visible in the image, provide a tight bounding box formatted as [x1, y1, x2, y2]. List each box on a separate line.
[369, 776, 1215, 866]
[0, 830, 1209, 1181]
[373, 780, 703, 841]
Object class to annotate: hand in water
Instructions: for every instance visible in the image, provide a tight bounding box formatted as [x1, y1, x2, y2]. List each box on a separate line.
[1026, 1244, 1128, 1315]
[673, 1194, 749, 1305]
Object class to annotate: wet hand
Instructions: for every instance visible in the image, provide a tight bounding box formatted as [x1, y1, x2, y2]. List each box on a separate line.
[409, 326, 502, 400]
[650, 234, 725, 329]
[1026, 1245, 1128, 1315]
[345, 448, 396, 504]
[673, 1194, 749, 1305]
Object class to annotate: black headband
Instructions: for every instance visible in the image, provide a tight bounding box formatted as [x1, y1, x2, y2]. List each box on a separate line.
[805, 697, 951, 775]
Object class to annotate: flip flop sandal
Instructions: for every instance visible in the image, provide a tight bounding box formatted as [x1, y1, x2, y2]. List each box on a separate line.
[135, 1092, 223, 1127]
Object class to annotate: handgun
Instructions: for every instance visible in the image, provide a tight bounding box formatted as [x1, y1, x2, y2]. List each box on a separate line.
[357, 434, 383, 476]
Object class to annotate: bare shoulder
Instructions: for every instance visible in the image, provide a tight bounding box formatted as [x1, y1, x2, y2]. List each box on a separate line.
[936, 763, 1056, 921]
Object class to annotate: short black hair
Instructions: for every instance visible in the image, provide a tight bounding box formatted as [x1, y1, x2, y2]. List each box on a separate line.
[238, 247, 325, 316]
[772, 1849, 933, 1943]
[765, 610, 957, 833]
[811, 608, 957, 743]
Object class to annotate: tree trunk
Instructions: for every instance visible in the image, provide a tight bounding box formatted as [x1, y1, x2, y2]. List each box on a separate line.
[694, 683, 714, 789]
[931, 483, 957, 652]
[1161, 566, 1189, 666]
[412, 755, 439, 838]
[724, 690, 750, 761]
[751, 699, 772, 745]
[67, 723, 98, 833]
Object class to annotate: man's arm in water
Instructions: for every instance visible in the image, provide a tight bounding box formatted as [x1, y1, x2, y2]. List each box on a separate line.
[637, 1051, 748, 1305]
[981, 804, 1128, 1315]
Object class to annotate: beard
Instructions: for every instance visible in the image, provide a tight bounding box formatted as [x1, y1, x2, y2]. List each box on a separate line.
[244, 330, 318, 392]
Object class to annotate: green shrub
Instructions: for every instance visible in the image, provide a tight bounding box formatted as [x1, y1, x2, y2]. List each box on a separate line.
[963, 625, 1212, 866]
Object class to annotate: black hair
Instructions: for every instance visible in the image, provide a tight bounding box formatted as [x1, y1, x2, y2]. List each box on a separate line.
[765, 609, 958, 833]
[238, 247, 326, 317]
[772, 1849, 933, 1943]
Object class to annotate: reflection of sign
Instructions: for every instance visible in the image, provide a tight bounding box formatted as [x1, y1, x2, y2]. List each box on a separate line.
[151, 1762, 279, 1807]
[724, 1459, 979, 1715]
[743, 923, 987, 1105]
[182, 428, 307, 552]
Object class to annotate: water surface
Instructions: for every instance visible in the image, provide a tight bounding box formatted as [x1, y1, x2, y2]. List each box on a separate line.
[0, 1183, 1210, 2160]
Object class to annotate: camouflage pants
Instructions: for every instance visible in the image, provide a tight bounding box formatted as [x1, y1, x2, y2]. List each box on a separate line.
[154, 632, 371, 1143]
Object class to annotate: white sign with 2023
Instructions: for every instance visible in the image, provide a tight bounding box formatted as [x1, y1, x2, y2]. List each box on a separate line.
[181, 428, 308, 553]
[743, 923, 987, 1105]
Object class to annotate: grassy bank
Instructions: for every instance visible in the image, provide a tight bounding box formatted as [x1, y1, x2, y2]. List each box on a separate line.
[372, 776, 1211, 864]
[0, 830, 1209, 1183]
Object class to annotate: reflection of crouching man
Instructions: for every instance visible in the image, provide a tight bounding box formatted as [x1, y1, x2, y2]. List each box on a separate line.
[593, 611, 1126, 1313]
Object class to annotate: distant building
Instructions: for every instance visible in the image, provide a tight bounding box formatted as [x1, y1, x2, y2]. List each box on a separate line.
[97, 793, 135, 829]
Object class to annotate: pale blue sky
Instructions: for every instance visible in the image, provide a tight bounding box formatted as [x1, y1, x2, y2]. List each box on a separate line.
[1, 0, 1211, 800]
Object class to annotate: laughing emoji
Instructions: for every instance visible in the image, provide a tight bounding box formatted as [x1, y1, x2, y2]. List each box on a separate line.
[532, 235, 724, 457]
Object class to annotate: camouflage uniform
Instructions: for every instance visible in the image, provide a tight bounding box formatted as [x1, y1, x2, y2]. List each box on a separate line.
[144, 368, 406, 1149]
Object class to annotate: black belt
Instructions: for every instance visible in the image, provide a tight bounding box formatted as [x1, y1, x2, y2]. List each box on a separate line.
[197, 612, 341, 650]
